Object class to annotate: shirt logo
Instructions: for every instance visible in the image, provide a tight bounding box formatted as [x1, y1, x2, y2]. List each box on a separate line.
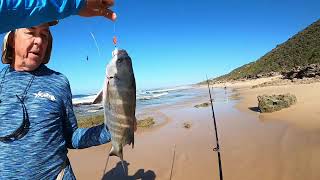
[33, 91, 56, 101]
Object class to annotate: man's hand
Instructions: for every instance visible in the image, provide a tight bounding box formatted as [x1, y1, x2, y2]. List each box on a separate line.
[78, 0, 117, 21]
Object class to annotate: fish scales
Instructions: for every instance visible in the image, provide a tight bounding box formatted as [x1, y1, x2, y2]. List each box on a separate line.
[93, 49, 136, 170]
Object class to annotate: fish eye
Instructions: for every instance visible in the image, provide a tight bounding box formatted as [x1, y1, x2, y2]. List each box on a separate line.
[117, 58, 124, 64]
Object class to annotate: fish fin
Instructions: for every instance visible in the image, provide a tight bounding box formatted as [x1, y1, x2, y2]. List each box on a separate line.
[92, 90, 103, 104]
[109, 146, 126, 173]
[106, 80, 111, 110]
[109, 146, 123, 159]
[109, 146, 117, 156]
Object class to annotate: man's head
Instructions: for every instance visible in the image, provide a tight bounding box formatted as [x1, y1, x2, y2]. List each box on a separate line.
[1, 22, 57, 71]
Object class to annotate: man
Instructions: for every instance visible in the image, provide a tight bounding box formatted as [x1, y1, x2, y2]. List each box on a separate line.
[0, 21, 112, 180]
[0, 0, 118, 179]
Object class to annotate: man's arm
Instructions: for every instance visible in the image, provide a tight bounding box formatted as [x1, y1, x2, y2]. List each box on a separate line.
[0, 0, 85, 33]
[62, 78, 111, 149]
[0, 0, 116, 34]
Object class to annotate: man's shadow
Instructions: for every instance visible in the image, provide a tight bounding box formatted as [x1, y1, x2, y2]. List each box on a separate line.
[102, 161, 156, 180]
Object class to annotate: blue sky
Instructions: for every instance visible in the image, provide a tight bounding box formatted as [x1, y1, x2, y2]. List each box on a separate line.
[0, 0, 319, 94]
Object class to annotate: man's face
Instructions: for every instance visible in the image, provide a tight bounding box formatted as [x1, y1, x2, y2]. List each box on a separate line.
[13, 25, 50, 71]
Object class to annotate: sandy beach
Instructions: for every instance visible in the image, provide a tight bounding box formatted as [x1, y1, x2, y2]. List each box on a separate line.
[68, 78, 320, 180]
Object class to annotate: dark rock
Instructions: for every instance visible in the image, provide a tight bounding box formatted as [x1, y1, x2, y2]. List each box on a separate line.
[194, 102, 210, 108]
[245, 72, 280, 80]
[268, 71, 280, 76]
[73, 102, 94, 107]
[137, 117, 155, 128]
[257, 94, 297, 113]
[183, 122, 192, 129]
[283, 64, 320, 79]
[256, 74, 263, 78]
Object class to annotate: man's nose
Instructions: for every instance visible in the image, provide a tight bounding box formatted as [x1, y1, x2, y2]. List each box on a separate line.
[33, 36, 44, 45]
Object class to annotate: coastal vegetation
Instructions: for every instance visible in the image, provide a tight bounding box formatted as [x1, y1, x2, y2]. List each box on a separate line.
[201, 19, 320, 83]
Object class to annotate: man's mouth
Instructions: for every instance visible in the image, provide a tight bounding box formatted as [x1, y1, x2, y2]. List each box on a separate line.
[29, 52, 40, 56]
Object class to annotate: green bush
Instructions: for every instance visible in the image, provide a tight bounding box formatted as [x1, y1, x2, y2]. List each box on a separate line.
[203, 19, 320, 82]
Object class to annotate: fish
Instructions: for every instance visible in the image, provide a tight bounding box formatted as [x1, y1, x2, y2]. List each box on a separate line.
[93, 48, 136, 170]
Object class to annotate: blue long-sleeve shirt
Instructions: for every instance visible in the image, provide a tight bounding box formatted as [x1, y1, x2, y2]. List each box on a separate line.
[0, 65, 111, 179]
[0, 0, 85, 33]
[0, 1, 112, 179]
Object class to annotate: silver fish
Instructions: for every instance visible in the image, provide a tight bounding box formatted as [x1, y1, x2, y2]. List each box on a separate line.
[93, 49, 136, 168]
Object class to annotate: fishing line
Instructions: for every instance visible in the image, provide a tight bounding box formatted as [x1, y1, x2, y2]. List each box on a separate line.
[101, 145, 112, 179]
[89, 31, 101, 57]
[112, 1, 118, 49]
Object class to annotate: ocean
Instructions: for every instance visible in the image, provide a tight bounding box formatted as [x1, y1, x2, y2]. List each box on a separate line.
[72, 85, 230, 117]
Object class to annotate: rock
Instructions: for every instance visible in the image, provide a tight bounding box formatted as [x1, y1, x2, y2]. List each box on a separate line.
[283, 64, 320, 79]
[194, 102, 210, 108]
[268, 71, 280, 76]
[137, 117, 155, 128]
[73, 102, 94, 107]
[256, 74, 263, 78]
[291, 78, 299, 83]
[252, 85, 259, 89]
[257, 94, 297, 113]
[244, 71, 281, 80]
[183, 122, 192, 129]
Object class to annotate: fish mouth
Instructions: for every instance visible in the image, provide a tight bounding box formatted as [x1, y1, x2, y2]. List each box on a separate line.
[107, 75, 119, 80]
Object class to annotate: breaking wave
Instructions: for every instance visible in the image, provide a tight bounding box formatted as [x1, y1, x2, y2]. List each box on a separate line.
[72, 85, 193, 105]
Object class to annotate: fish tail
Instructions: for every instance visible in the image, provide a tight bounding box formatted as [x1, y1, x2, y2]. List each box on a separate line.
[109, 146, 126, 174]
[109, 146, 123, 159]
[109, 146, 126, 173]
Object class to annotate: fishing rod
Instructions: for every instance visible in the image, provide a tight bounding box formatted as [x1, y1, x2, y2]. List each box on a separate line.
[169, 144, 176, 180]
[206, 75, 223, 180]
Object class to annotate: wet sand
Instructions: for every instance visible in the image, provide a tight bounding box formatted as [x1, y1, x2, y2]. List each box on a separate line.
[68, 82, 320, 180]
[235, 82, 320, 129]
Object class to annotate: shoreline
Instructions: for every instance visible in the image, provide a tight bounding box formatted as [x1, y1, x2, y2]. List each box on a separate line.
[206, 75, 320, 129]
[69, 78, 320, 180]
